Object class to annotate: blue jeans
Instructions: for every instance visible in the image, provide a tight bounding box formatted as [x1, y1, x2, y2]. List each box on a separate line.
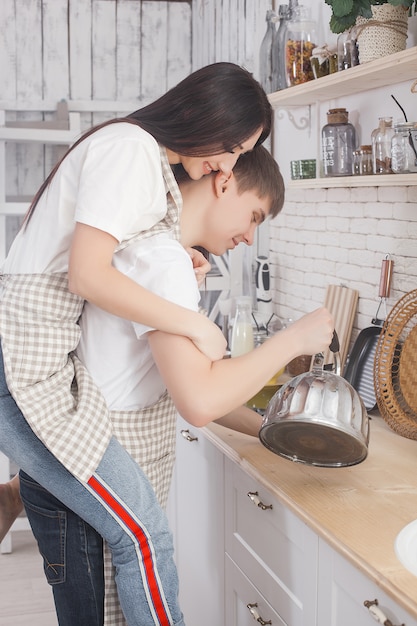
[0, 348, 184, 626]
[19, 470, 104, 626]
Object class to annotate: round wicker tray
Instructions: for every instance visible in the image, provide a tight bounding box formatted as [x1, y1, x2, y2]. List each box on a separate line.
[374, 289, 417, 439]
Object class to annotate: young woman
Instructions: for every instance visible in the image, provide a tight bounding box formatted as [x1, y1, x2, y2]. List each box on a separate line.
[16, 146, 333, 626]
[0, 62, 271, 626]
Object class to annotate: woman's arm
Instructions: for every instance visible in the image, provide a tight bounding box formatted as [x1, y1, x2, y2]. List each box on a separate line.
[148, 306, 334, 426]
[68, 223, 226, 361]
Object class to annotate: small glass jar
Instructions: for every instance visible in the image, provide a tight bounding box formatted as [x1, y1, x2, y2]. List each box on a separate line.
[285, 5, 317, 86]
[322, 108, 357, 177]
[311, 45, 338, 79]
[371, 117, 395, 174]
[391, 122, 417, 173]
[290, 158, 316, 179]
[355, 145, 373, 175]
[353, 146, 372, 175]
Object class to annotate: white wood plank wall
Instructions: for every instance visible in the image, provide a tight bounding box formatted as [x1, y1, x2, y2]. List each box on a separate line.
[0, 0, 271, 237]
[0, 0, 193, 198]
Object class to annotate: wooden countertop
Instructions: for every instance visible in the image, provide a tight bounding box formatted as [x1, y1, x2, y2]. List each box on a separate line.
[204, 413, 417, 619]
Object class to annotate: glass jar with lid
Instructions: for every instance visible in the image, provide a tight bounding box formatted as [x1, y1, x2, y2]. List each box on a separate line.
[285, 4, 317, 86]
[391, 122, 417, 173]
[321, 108, 357, 177]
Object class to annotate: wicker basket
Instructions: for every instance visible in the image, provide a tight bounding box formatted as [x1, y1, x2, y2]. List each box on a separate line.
[356, 4, 409, 64]
[374, 289, 417, 439]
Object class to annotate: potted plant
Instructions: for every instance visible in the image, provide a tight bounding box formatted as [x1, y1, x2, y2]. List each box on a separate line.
[325, 0, 415, 34]
[325, 0, 415, 63]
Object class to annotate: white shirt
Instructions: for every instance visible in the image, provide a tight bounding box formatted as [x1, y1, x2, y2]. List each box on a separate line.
[76, 233, 201, 410]
[2, 123, 167, 274]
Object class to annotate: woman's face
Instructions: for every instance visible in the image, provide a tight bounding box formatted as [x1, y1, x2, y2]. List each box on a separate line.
[173, 128, 263, 180]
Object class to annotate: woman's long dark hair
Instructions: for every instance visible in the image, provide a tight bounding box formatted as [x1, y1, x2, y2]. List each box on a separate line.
[24, 62, 272, 225]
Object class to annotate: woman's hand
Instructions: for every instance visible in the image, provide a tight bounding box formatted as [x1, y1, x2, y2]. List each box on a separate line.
[186, 247, 211, 287]
[190, 313, 227, 361]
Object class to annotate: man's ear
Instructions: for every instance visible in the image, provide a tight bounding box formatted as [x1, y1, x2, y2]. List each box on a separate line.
[214, 171, 234, 198]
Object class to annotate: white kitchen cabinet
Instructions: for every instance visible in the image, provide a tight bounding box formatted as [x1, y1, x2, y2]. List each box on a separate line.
[170, 423, 417, 626]
[317, 540, 417, 626]
[224, 457, 318, 626]
[225, 554, 286, 626]
[167, 416, 225, 626]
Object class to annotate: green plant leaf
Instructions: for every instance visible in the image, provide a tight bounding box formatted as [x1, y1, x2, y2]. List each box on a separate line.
[325, 0, 354, 17]
[386, 0, 414, 6]
[329, 13, 356, 31]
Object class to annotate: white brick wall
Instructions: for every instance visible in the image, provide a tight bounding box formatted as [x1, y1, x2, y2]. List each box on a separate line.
[269, 184, 417, 345]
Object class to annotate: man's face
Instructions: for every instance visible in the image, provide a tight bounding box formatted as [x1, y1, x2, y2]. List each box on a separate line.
[202, 174, 270, 256]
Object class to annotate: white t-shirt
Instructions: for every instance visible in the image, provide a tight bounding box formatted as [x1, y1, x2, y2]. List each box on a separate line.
[2, 123, 167, 274]
[76, 233, 201, 411]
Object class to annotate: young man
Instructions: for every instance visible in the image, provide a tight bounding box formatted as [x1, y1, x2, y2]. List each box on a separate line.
[7, 146, 334, 625]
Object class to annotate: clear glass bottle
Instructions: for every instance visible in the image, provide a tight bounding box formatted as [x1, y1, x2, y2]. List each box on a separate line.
[321, 108, 357, 177]
[231, 296, 254, 357]
[259, 9, 277, 94]
[337, 27, 359, 71]
[391, 122, 417, 173]
[285, 4, 317, 87]
[371, 117, 395, 174]
[271, 4, 290, 92]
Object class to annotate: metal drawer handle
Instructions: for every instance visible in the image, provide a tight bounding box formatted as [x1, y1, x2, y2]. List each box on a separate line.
[247, 603, 272, 625]
[247, 491, 273, 510]
[364, 599, 404, 626]
[180, 429, 198, 442]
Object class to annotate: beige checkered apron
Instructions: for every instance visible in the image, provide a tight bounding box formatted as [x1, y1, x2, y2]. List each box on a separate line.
[0, 145, 181, 485]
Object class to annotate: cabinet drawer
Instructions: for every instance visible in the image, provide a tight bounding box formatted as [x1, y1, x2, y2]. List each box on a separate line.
[225, 458, 318, 626]
[225, 554, 286, 626]
[318, 540, 417, 626]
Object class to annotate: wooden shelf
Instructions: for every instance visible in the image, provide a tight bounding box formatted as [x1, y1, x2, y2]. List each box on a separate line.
[288, 173, 417, 188]
[268, 47, 417, 108]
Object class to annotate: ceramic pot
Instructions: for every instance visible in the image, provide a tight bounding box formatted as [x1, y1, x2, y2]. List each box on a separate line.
[356, 4, 409, 64]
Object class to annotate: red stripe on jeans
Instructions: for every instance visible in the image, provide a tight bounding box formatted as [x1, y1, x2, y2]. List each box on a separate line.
[87, 474, 170, 626]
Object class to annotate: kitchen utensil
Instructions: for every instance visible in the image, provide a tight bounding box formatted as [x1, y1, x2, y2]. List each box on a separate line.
[253, 255, 274, 331]
[374, 288, 417, 440]
[344, 256, 393, 411]
[259, 331, 369, 467]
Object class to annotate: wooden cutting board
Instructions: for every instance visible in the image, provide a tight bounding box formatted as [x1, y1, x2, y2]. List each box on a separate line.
[323, 284, 358, 371]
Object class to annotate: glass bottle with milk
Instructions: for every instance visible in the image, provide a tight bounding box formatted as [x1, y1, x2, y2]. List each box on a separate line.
[231, 296, 254, 357]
